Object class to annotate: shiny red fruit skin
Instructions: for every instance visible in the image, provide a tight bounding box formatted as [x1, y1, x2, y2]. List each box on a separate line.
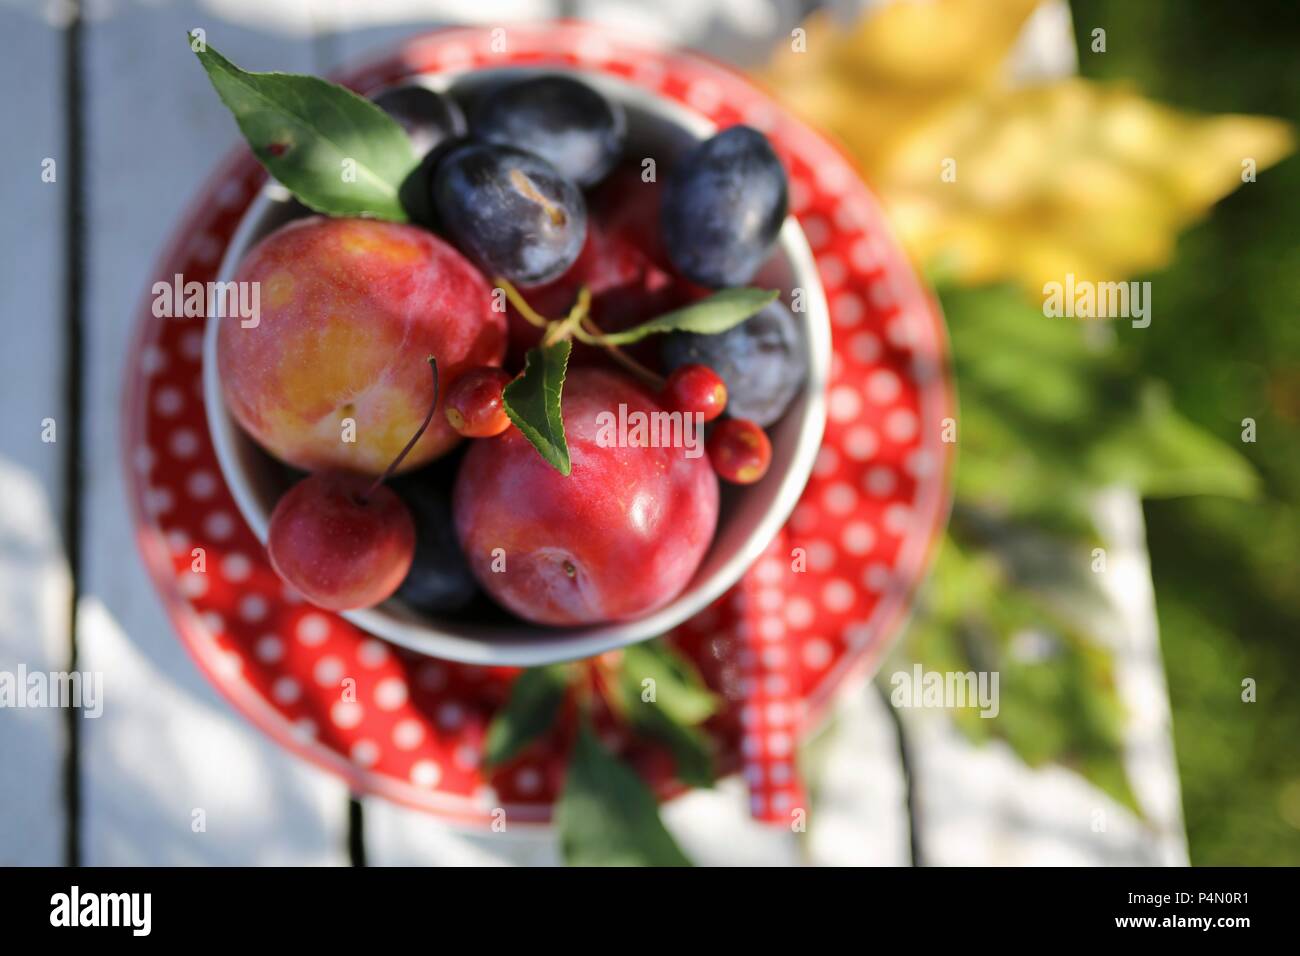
[453, 368, 719, 626]
[707, 418, 772, 484]
[445, 366, 513, 437]
[663, 364, 727, 422]
[267, 471, 416, 611]
[217, 216, 505, 475]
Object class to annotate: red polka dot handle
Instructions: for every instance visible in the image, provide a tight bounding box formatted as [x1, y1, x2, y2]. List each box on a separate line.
[125, 23, 952, 827]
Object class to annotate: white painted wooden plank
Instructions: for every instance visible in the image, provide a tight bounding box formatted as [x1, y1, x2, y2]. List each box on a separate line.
[1006, 0, 1078, 85]
[803, 678, 910, 865]
[574, 0, 800, 65]
[321, 0, 555, 70]
[1091, 488, 1188, 866]
[904, 715, 1170, 866]
[902, 491, 1188, 866]
[321, 0, 795, 78]
[661, 779, 804, 866]
[79, 3, 349, 865]
[365, 774, 836, 866]
[364, 683, 911, 867]
[0, 3, 71, 867]
[212, 0, 556, 43]
[361, 801, 561, 866]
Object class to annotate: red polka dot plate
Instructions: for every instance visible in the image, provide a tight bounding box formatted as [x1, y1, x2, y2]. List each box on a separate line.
[125, 22, 953, 826]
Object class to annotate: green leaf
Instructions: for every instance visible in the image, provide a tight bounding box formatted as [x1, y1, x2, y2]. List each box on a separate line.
[918, 282, 1264, 812]
[898, 532, 1138, 811]
[1090, 384, 1260, 500]
[632, 707, 716, 789]
[190, 37, 418, 221]
[556, 723, 692, 866]
[613, 641, 718, 788]
[944, 284, 1259, 532]
[503, 340, 572, 475]
[598, 288, 780, 346]
[483, 666, 569, 767]
[619, 641, 718, 727]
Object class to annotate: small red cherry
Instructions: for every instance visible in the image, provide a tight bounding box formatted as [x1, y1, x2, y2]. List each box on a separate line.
[267, 472, 415, 611]
[662, 364, 727, 422]
[267, 357, 438, 611]
[445, 366, 513, 437]
[707, 418, 772, 484]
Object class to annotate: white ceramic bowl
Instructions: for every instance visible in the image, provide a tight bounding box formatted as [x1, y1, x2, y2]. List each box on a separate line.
[203, 66, 830, 666]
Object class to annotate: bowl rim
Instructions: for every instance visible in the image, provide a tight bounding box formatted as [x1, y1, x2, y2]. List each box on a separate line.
[202, 65, 831, 666]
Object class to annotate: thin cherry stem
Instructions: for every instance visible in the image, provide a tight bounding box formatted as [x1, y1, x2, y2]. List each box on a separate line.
[544, 286, 592, 347]
[359, 356, 438, 504]
[581, 316, 664, 389]
[497, 280, 664, 387]
[570, 322, 601, 345]
[495, 277, 551, 329]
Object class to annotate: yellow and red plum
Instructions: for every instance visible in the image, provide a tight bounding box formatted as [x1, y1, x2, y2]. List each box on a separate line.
[217, 216, 505, 475]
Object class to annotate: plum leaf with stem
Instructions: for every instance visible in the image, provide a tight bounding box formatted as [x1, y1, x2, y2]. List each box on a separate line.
[189, 37, 418, 221]
[596, 287, 778, 346]
[495, 279, 779, 474]
[484, 644, 720, 863]
[483, 665, 572, 767]
[607, 641, 719, 788]
[503, 339, 573, 476]
[557, 721, 693, 867]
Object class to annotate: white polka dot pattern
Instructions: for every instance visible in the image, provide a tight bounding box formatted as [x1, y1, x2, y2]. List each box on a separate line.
[123, 23, 952, 827]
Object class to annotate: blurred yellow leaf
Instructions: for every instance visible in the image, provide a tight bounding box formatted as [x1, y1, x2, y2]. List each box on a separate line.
[766, 0, 1043, 172]
[882, 81, 1294, 289]
[760, 1, 1295, 294]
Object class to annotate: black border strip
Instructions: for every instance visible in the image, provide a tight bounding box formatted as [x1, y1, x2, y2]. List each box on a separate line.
[60, 0, 86, 869]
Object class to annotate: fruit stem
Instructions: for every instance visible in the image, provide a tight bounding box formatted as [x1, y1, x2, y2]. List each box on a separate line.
[577, 316, 665, 389]
[588, 654, 622, 710]
[494, 277, 551, 329]
[579, 658, 615, 716]
[495, 279, 664, 387]
[359, 356, 439, 505]
[543, 287, 591, 347]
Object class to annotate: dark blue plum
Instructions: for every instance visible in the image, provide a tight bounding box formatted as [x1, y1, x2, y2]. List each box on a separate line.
[371, 83, 467, 156]
[393, 481, 479, 613]
[470, 74, 626, 187]
[432, 142, 587, 287]
[661, 125, 788, 288]
[661, 300, 804, 427]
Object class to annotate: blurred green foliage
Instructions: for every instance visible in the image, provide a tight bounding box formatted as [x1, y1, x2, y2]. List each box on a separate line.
[947, 285, 1258, 531]
[897, 282, 1257, 813]
[903, 530, 1136, 809]
[892, 0, 1299, 864]
[1070, 0, 1300, 865]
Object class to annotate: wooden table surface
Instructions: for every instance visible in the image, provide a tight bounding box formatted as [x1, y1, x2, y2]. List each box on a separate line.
[0, 0, 1187, 866]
